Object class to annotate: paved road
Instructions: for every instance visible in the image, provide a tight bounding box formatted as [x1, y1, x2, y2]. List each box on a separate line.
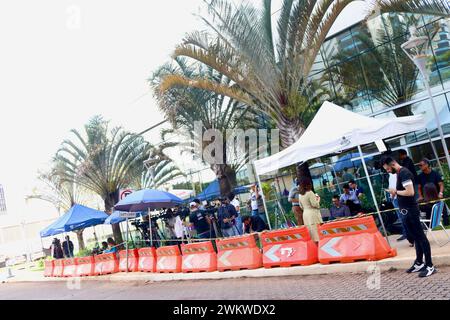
[1, 267, 450, 300]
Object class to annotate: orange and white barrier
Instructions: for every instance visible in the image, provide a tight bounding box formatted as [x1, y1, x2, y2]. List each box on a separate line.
[156, 245, 182, 273]
[94, 253, 119, 275]
[261, 227, 318, 268]
[44, 260, 54, 277]
[119, 249, 139, 272]
[181, 241, 217, 273]
[216, 234, 263, 272]
[318, 216, 397, 264]
[75, 256, 95, 277]
[52, 259, 64, 277]
[138, 247, 157, 273]
[62, 258, 77, 278]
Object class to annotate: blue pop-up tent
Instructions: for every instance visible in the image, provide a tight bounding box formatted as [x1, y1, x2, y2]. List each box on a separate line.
[40, 204, 109, 237]
[195, 181, 251, 201]
[333, 153, 374, 171]
[196, 180, 221, 201]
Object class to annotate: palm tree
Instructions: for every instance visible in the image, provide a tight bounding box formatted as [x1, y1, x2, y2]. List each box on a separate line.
[55, 116, 151, 244]
[151, 57, 263, 195]
[158, 0, 450, 180]
[136, 140, 186, 190]
[27, 162, 96, 250]
[326, 14, 440, 117]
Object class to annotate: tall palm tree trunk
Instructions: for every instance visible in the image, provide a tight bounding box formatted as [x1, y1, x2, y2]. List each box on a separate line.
[104, 191, 123, 244]
[277, 115, 313, 188]
[75, 230, 85, 251]
[212, 164, 237, 197]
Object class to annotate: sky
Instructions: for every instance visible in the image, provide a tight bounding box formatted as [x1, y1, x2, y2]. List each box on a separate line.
[0, 0, 367, 226]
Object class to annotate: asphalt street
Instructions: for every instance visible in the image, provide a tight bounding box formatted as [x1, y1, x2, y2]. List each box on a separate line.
[1, 266, 450, 300]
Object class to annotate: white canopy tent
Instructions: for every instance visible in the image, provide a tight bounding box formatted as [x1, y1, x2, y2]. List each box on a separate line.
[254, 101, 427, 244]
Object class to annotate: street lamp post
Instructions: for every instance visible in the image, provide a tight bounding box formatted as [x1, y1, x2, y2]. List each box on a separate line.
[402, 27, 450, 172]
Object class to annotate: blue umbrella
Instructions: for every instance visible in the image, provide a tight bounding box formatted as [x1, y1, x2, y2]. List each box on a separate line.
[104, 211, 146, 225]
[40, 204, 109, 237]
[333, 153, 373, 172]
[114, 189, 184, 212]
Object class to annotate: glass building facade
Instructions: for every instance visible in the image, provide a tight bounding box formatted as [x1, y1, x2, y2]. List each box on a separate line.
[307, 13, 450, 162]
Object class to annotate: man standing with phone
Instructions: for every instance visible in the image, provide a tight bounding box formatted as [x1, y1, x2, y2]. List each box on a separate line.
[382, 156, 435, 278]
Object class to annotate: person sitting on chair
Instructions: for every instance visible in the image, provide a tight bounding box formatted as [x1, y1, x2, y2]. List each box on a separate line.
[329, 195, 351, 220]
[419, 183, 440, 220]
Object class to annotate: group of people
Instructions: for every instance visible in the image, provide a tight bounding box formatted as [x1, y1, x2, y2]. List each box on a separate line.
[289, 176, 365, 242]
[188, 191, 269, 240]
[50, 236, 74, 259]
[51, 235, 120, 260]
[388, 150, 448, 244]
[383, 154, 437, 278]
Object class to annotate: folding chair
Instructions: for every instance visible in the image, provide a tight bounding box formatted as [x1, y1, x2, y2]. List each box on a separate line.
[420, 201, 450, 247]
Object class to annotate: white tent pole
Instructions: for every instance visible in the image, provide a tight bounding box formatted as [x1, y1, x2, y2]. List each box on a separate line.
[357, 145, 391, 247]
[426, 129, 444, 175]
[331, 165, 342, 194]
[253, 163, 272, 230]
[125, 217, 129, 273]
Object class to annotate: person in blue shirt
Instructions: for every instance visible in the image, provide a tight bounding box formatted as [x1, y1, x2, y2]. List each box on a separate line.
[329, 195, 351, 220]
[103, 237, 118, 254]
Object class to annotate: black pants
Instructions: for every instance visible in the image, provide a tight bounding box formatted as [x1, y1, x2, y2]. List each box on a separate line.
[402, 206, 433, 267]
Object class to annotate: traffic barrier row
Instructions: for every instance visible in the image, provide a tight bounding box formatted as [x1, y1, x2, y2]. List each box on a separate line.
[44, 217, 397, 278]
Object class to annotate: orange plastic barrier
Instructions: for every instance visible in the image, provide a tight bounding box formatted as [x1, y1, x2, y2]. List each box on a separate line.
[52, 259, 64, 277]
[156, 245, 182, 273]
[181, 241, 217, 273]
[138, 247, 157, 273]
[216, 234, 263, 272]
[119, 249, 139, 272]
[44, 260, 54, 277]
[94, 253, 119, 275]
[318, 216, 397, 264]
[75, 256, 95, 277]
[62, 258, 77, 278]
[261, 227, 318, 268]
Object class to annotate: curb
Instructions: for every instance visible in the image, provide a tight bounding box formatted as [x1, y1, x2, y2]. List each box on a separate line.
[5, 253, 450, 284]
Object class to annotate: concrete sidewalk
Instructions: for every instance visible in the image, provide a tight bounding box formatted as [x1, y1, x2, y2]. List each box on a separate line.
[3, 231, 450, 284]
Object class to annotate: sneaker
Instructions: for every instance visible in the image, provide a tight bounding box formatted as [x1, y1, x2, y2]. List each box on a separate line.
[419, 266, 436, 278]
[406, 262, 425, 274]
[397, 236, 407, 241]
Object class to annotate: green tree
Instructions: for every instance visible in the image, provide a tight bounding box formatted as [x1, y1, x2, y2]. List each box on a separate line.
[27, 162, 96, 250]
[136, 140, 186, 190]
[55, 116, 151, 244]
[151, 57, 264, 195]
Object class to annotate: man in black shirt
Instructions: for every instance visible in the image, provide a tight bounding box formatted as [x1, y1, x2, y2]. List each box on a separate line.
[383, 156, 435, 278]
[217, 197, 239, 238]
[417, 158, 445, 200]
[189, 202, 215, 239]
[242, 215, 269, 233]
[417, 158, 448, 226]
[62, 236, 74, 258]
[398, 149, 418, 183]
